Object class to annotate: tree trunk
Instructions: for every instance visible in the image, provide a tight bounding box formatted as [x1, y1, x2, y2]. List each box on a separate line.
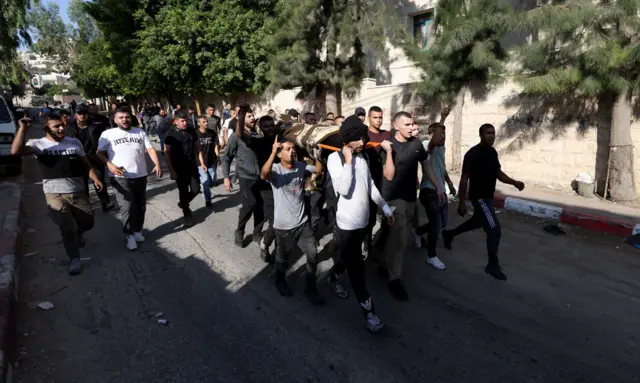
[315, 84, 327, 119]
[608, 91, 637, 201]
[451, 88, 465, 172]
[326, 84, 341, 116]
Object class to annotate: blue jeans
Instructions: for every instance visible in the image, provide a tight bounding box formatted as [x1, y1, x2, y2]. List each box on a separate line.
[199, 166, 217, 202]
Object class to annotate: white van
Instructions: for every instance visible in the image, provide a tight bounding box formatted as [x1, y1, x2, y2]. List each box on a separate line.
[0, 96, 21, 176]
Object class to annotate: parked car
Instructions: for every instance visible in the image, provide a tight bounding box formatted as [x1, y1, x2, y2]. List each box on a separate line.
[0, 96, 21, 176]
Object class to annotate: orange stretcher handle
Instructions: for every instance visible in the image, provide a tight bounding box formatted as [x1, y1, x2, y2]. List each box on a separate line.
[318, 142, 380, 152]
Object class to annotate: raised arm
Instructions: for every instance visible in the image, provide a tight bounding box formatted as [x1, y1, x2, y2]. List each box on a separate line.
[10, 118, 35, 156]
[260, 136, 280, 181]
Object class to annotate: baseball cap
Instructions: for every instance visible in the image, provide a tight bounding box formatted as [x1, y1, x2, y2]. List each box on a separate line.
[288, 109, 300, 117]
[76, 105, 89, 114]
[355, 107, 366, 116]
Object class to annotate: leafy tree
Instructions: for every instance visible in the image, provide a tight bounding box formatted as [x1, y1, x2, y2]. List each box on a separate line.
[28, 1, 73, 72]
[516, 0, 640, 201]
[0, 0, 31, 87]
[265, 0, 388, 116]
[397, 0, 512, 170]
[134, 0, 274, 97]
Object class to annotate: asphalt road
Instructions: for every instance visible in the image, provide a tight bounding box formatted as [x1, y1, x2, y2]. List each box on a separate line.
[12, 135, 640, 383]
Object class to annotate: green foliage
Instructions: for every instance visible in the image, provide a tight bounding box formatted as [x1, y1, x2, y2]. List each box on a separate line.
[28, 1, 73, 72]
[0, 0, 31, 87]
[265, 0, 388, 97]
[515, 0, 640, 98]
[135, 0, 274, 96]
[399, 0, 512, 103]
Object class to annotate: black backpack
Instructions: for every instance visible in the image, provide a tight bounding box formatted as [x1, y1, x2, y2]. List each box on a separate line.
[324, 151, 369, 211]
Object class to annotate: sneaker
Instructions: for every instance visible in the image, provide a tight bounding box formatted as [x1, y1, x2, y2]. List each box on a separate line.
[259, 247, 274, 264]
[388, 279, 409, 301]
[426, 256, 446, 270]
[328, 276, 349, 299]
[102, 203, 115, 213]
[133, 232, 145, 243]
[275, 277, 293, 297]
[365, 312, 385, 333]
[442, 229, 453, 250]
[77, 234, 86, 248]
[234, 230, 244, 248]
[411, 229, 421, 248]
[184, 214, 194, 228]
[205, 200, 213, 210]
[68, 258, 83, 276]
[485, 263, 507, 281]
[304, 284, 326, 305]
[126, 235, 138, 251]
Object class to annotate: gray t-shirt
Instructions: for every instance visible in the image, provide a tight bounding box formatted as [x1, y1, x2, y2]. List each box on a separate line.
[270, 162, 315, 230]
[26, 137, 86, 194]
[421, 139, 446, 191]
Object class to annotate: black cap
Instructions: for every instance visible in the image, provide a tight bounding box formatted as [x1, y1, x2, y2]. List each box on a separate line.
[76, 105, 89, 114]
[288, 109, 299, 117]
[355, 107, 366, 116]
[340, 115, 369, 143]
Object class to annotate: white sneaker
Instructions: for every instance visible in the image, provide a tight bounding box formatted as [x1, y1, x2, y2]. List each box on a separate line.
[133, 232, 145, 243]
[126, 235, 138, 251]
[426, 256, 446, 270]
[411, 229, 421, 248]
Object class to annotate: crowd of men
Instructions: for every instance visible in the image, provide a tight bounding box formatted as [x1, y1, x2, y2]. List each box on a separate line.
[11, 100, 525, 333]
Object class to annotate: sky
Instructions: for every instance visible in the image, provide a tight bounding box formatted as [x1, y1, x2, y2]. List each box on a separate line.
[54, 0, 72, 24]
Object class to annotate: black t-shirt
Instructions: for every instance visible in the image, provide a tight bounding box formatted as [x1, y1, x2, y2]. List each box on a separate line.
[196, 128, 218, 167]
[365, 130, 393, 190]
[164, 127, 198, 169]
[380, 136, 428, 202]
[462, 144, 501, 200]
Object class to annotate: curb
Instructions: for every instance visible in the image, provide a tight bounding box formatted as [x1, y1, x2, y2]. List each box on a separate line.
[493, 193, 638, 237]
[0, 181, 22, 383]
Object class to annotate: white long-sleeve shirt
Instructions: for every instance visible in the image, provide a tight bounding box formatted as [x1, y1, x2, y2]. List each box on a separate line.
[327, 151, 391, 230]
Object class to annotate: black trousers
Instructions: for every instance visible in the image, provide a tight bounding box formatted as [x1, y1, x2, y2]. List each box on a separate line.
[176, 167, 201, 214]
[449, 198, 501, 264]
[305, 190, 324, 238]
[260, 189, 276, 247]
[331, 227, 375, 316]
[363, 201, 378, 248]
[237, 177, 265, 235]
[275, 221, 317, 275]
[83, 161, 111, 206]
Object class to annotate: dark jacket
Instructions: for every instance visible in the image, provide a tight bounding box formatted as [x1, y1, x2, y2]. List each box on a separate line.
[66, 119, 107, 165]
[222, 132, 271, 180]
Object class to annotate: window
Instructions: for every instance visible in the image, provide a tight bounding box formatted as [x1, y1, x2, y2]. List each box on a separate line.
[413, 13, 433, 50]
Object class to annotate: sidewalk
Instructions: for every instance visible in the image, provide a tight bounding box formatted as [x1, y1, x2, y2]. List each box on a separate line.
[0, 180, 22, 383]
[449, 174, 640, 237]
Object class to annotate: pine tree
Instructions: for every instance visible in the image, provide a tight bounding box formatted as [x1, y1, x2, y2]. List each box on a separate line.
[516, 0, 640, 201]
[398, 0, 512, 170]
[265, 0, 387, 116]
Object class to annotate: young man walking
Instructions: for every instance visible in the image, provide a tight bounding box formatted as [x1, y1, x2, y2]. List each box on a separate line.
[66, 105, 114, 212]
[442, 124, 525, 281]
[260, 138, 324, 304]
[151, 109, 171, 152]
[362, 106, 392, 256]
[221, 106, 269, 247]
[165, 111, 205, 227]
[195, 115, 219, 209]
[416, 123, 457, 270]
[379, 112, 443, 301]
[97, 107, 162, 251]
[11, 113, 104, 275]
[205, 104, 221, 135]
[255, 116, 279, 263]
[325, 115, 395, 333]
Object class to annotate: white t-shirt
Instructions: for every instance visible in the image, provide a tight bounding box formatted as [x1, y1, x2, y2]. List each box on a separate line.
[98, 127, 152, 178]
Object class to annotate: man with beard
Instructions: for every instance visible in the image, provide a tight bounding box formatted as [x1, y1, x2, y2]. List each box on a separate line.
[442, 124, 525, 281]
[165, 111, 204, 227]
[87, 103, 111, 130]
[195, 115, 219, 210]
[222, 106, 268, 247]
[325, 115, 395, 333]
[261, 138, 324, 304]
[254, 116, 278, 263]
[379, 112, 443, 301]
[11, 112, 104, 275]
[96, 107, 162, 251]
[66, 105, 114, 212]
